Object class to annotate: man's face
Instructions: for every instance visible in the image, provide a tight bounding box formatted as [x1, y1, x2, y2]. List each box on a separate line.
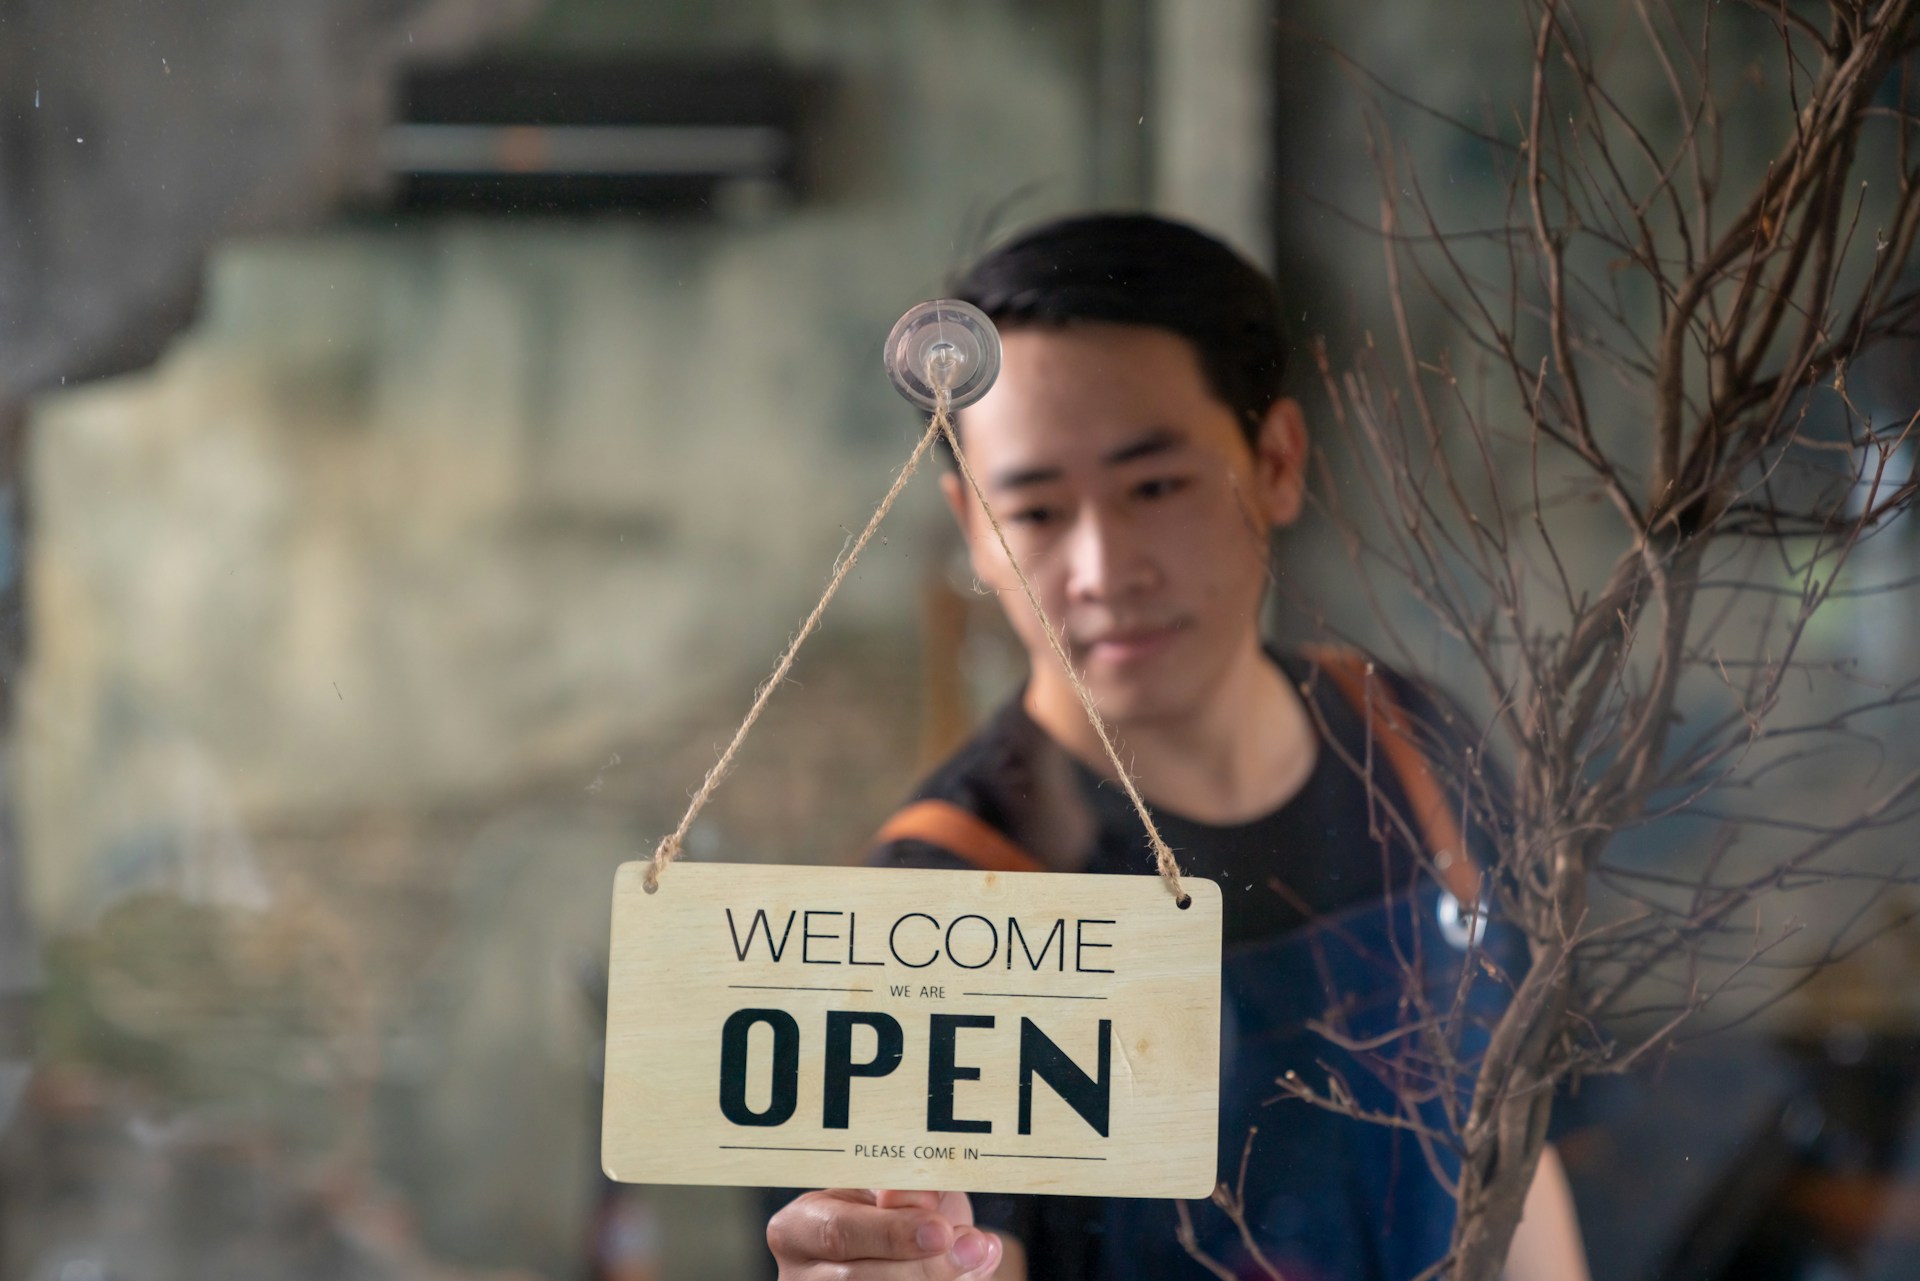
[942, 321, 1305, 729]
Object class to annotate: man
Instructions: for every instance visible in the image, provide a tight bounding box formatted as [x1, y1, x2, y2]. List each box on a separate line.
[767, 215, 1587, 1280]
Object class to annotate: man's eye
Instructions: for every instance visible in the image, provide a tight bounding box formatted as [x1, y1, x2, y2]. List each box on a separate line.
[1134, 476, 1192, 501]
[1010, 506, 1062, 527]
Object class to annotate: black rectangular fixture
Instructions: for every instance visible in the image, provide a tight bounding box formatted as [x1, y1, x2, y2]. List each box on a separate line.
[385, 59, 813, 215]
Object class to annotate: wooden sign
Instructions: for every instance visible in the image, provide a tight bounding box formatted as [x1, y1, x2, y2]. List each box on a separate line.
[601, 863, 1222, 1197]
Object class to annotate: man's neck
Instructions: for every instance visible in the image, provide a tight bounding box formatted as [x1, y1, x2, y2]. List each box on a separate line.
[1024, 637, 1319, 826]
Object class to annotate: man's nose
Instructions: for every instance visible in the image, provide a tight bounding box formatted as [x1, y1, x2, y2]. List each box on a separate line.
[1064, 505, 1152, 601]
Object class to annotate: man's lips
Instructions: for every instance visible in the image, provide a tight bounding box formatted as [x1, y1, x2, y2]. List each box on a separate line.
[1079, 624, 1183, 664]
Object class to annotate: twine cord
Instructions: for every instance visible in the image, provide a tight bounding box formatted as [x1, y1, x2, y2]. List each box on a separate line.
[644, 403, 948, 891]
[647, 368, 1187, 907]
[932, 402, 1188, 906]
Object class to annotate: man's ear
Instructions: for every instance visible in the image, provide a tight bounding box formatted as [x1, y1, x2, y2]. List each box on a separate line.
[939, 470, 998, 589]
[939, 470, 972, 533]
[1253, 396, 1308, 527]
[933, 468, 983, 568]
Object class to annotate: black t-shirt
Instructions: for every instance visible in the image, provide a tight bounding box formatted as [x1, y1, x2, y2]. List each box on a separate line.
[864, 649, 1491, 1279]
[881, 650, 1430, 943]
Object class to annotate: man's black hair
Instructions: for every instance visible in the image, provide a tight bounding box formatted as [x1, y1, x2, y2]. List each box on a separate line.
[949, 212, 1287, 445]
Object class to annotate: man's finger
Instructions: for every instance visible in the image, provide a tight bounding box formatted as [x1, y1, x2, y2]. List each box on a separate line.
[829, 1226, 1001, 1281]
[769, 1189, 952, 1263]
[945, 1227, 1002, 1279]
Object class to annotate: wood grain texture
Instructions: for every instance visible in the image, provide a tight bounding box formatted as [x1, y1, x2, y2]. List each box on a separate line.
[602, 862, 1221, 1197]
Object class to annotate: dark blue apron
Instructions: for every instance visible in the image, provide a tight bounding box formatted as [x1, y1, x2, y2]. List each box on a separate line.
[1094, 881, 1526, 1281]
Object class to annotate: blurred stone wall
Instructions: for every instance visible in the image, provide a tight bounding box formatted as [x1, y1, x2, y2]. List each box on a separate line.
[21, 228, 898, 918]
[0, 0, 548, 1170]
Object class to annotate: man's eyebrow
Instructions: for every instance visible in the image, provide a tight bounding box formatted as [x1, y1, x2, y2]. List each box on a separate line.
[989, 428, 1190, 491]
[991, 462, 1066, 491]
[1103, 427, 1187, 466]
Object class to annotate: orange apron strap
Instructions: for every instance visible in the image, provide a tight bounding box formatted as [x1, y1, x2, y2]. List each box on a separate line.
[873, 653, 1482, 902]
[1303, 645, 1483, 906]
[870, 798, 1045, 874]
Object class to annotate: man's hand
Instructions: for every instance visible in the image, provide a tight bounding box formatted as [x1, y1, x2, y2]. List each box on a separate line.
[768, 1188, 1008, 1280]
[1503, 1146, 1590, 1281]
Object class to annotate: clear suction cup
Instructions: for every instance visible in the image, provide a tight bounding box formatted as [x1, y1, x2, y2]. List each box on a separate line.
[884, 299, 1001, 411]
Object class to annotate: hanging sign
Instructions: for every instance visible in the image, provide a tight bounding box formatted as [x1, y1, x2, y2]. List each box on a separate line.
[601, 862, 1222, 1197]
